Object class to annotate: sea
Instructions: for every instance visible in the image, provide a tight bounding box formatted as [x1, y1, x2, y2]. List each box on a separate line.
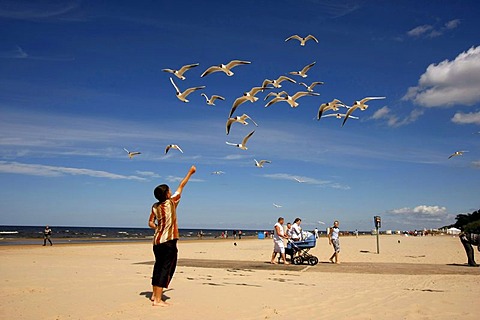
[0, 225, 266, 246]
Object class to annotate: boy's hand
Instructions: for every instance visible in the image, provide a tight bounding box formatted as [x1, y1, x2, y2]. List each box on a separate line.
[189, 165, 196, 174]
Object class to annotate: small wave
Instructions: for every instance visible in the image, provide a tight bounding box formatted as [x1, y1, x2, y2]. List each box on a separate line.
[0, 231, 18, 234]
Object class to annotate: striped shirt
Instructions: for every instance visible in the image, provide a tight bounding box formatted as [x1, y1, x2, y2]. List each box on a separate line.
[149, 192, 181, 245]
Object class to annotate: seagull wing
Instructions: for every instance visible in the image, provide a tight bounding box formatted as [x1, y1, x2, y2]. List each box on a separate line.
[169, 77, 180, 94]
[123, 148, 129, 153]
[225, 141, 238, 147]
[229, 96, 248, 117]
[177, 63, 199, 75]
[317, 104, 333, 120]
[201, 66, 222, 77]
[249, 86, 267, 96]
[226, 118, 235, 135]
[176, 145, 184, 153]
[310, 81, 324, 89]
[359, 96, 386, 104]
[201, 93, 208, 101]
[183, 86, 206, 97]
[265, 96, 286, 107]
[226, 60, 251, 69]
[301, 61, 316, 74]
[291, 91, 315, 101]
[211, 95, 225, 102]
[285, 34, 303, 42]
[165, 145, 171, 154]
[262, 79, 273, 88]
[277, 76, 296, 84]
[162, 68, 175, 74]
[264, 92, 277, 101]
[305, 35, 319, 43]
[245, 114, 258, 126]
[342, 106, 359, 127]
[241, 130, 255, 146]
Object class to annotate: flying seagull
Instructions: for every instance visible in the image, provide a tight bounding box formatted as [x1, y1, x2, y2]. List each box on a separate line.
[285, 34, 319, 46]
[211, 171, 225, 175]
[162, 63, 199, 80]
[265, 91, 319, 108]
[228, 86, 267, 117]
[254, 159, 271, 168]
[342, 97, 386, 127]
[264, 91, 287, 101]
[322, 113, 359, 120]
[262, 76, 296, 89]
[200, 60, 251, 77]
[169, 77, 205, 103]
[318, 221, 326, 225]
[317, 99, 346, 120]
[226, 130, 255, 150]
[201, 93, 225, 106]
[299, 81, 324, 92]
[294, 177, 306, 183]
[273, 203, 282, 208]
[123, 148, 141, 159]
[289, 61, 316, 78]
[165, 144, 184, 155]
[448, 150, 468, 159]
[226, 114, 258, 135]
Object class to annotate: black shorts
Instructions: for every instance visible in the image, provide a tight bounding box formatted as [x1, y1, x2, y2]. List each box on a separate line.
[152, 239, 178, 288]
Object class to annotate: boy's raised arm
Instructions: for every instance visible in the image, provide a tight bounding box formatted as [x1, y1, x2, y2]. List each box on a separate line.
[175, 165, 196, 195]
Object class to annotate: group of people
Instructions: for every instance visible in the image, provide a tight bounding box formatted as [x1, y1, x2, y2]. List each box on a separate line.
[270, 217, 341, 265]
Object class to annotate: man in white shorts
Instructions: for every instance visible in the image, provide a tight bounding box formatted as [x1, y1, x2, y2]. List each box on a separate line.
[270, 217, 289, 264]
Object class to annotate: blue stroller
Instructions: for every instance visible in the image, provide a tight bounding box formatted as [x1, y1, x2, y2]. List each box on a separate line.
[286, 234, 319, 265]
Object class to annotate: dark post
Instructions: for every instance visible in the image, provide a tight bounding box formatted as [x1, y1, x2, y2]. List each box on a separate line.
[374, 216, 381, 254]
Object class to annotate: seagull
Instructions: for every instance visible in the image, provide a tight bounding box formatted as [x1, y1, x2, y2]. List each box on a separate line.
[200, 60, 251, 77]
[342, 97, 386, 127]
[285, 34, 319, 46]
[226, 130, 255, 150]
[165, 144, 184, 155]
[123, 148, 141, 159]
[201, 93, 225, 106]
[254, 159, 271, 168]
[228, 86, 267, 117]
[294, 177, 306, 183]
[289, 61, 316, 78]
[322, 113, 359, 120]
[162, 63, 199, 80]
[448, 150, 468, 159]
[264, 91, 287, 101]
[265, 91, 319, 108]
[226, 114, 258, 135]
[169, 77, 205, 103]
[299, 81, 324, 92]
[317, 99, 347, 120]
[317, 221, 326, 225]
[211, 171, 225, 175]
[273, 203, 282, 208]
[262, 76, 296, 89]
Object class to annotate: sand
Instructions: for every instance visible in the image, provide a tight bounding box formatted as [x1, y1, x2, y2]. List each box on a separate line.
[1, 235, 479, 319]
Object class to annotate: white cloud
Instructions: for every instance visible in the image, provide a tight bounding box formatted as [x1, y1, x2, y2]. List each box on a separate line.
[388, 205, 448, 221]
[262, 173, 350, 189]
[403, 46, 480, 107]
[165, 175, 204, 183]
[472, 161, 480, 168]
[406, 19, 460, 39]
[451, 111, 480, 125]
[136, 171, 161, 178]
[0, 161, 146, 181]
[0, 1, 80, 20]
[371, 106, 424, 127]
[407, 25, 433, 37]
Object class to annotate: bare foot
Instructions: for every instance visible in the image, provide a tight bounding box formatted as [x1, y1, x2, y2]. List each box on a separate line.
[283, 261, 290, 265]
[270, 261, 278, 264]
[329, 258, 334, 263]
[150, 295, 155, 302]
[152, 300, 170, 307]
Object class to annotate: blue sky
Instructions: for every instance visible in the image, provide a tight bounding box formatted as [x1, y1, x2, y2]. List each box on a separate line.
[0, 0, 479, 231]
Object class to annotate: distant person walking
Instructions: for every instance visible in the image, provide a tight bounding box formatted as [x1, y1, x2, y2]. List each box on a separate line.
[148, 165, 196, 307]
[314, 227, 319, 239]
[270, 217, 289, 264]
[291, 218, 302, 242]
[43, 225, 53, 246]
[238, 230, 242, 239]
[328, 220, 340, 264]
[233, 230, 237, 240]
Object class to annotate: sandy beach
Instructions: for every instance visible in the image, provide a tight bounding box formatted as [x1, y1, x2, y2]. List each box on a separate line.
[1, 235, 479, 319]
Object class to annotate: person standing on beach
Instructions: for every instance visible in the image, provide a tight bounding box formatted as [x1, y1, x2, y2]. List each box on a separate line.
[328, 220, 340, 264]
[43, 225, 53, 246]
[148, 165, 196, 307]
[270, 217, 289, 264]
[291, 218, 302, 242]
[459, 232, 480, 267]
[314, 227, 319, 239]
[238, 230, 242, 239]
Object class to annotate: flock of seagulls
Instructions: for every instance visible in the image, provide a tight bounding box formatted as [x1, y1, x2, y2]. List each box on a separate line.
[127, 33, 472, 176]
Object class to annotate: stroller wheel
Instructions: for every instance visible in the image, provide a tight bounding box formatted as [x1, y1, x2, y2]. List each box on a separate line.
[308, 256, 319, 266]
[292, 256, 303, 265]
